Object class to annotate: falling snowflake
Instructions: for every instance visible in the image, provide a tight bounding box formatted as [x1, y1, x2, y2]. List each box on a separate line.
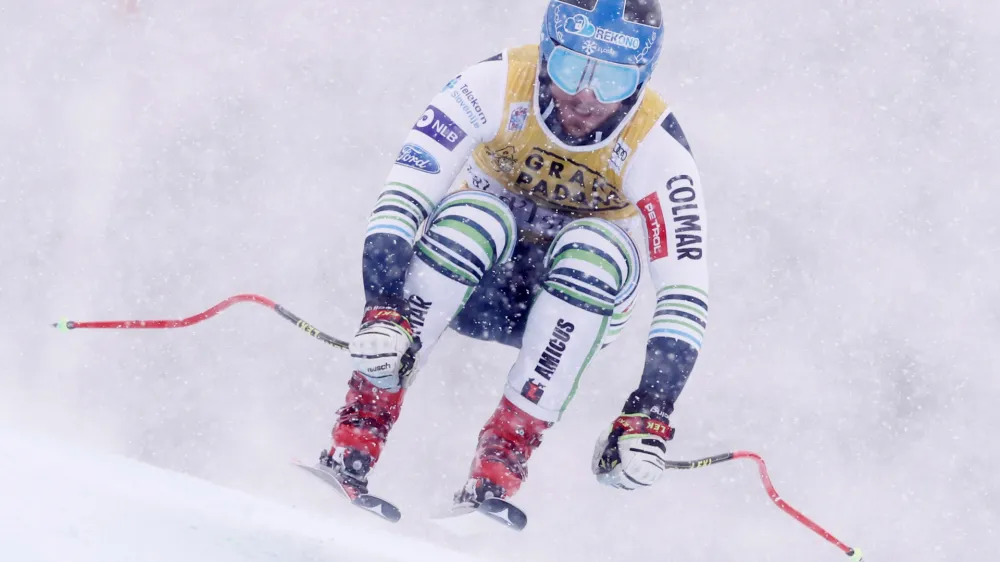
[582, 40, 598, 55]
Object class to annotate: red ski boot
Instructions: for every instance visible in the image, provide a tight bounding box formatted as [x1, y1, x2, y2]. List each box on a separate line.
[321, 372, 406, 492]
[456, 397, 552, 506]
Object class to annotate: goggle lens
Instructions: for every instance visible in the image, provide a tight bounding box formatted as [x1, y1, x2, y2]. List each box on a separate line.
[547, 47, 641, 104]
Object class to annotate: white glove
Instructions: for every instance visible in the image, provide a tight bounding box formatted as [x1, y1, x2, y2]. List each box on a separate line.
[348, 304, 415, 390]
[592, 414, 674, 490]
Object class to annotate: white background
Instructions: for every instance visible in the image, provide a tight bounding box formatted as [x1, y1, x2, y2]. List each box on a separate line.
[1, 1, 997, 560]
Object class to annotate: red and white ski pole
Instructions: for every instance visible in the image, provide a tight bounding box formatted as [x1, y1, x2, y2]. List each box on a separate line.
[53, 293, 348, 350]
[54, 294, 863, 560]
[662, 452, 864, 561]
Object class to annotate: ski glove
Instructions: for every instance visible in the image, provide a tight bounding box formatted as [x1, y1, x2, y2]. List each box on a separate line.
[349, 299, 417, 391]
[592, 413, 675, 490]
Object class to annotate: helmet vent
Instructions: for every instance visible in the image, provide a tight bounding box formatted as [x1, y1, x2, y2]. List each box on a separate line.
[556, 0, 599, 10]
[624, 0, 663, 28]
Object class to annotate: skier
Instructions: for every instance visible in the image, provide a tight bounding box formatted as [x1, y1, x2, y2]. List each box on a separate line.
[322, 0, 708, 510]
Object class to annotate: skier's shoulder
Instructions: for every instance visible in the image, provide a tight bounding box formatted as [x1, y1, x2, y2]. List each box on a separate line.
[621, 90, 702, 208]
[503, 44, 541, 67]
[434, 51, 512, 138]
[455, 45, 537, 87]
[438, 46, 536, 138]
[622, 90, 696, 176]
[454, 47, 517, 82]
[625, 88, 693, 158]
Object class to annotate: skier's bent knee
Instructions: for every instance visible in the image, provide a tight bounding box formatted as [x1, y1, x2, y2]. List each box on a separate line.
[349, 190, 517, 392]
[542, 217, 641, 315]
[414, 190, 517, 287]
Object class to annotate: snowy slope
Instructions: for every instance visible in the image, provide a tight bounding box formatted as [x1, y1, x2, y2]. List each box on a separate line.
[1, 2, 998, 561]
[0, 425, 482, 562]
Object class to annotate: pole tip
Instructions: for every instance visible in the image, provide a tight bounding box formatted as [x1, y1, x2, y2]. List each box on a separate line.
[53, 319, 72, 332]
[847, 549, 864, 562]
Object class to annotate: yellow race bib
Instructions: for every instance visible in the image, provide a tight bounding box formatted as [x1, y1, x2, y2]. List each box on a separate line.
[472, 45, 668, 221]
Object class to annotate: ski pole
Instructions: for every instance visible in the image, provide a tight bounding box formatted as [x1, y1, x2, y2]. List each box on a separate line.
[53, 293, 349, 350]
[663, 451, 863, 561]
[55, 294, 863, 559]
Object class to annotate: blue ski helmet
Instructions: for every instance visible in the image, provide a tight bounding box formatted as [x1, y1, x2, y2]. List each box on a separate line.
[540, 0, 664, 95]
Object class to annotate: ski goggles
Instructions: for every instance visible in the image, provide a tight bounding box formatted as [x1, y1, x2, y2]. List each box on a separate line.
[546, 46, 642, 104]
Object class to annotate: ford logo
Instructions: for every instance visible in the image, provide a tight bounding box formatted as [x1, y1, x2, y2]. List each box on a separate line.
[395, 143, 441, 174]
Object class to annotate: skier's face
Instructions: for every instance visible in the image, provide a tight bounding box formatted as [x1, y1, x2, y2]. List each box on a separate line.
[550, 85, 624, 138]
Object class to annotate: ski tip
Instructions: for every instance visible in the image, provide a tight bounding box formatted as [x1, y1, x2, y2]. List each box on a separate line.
[847, 548, 864, 562]
[53, 319, 73, 332]
[478, 498, 528, 531]
[353, 496, 402, 523]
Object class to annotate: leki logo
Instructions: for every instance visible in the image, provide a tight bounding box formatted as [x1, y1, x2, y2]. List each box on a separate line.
[296, 319, 321, 338]
[646, 421, 669, 436]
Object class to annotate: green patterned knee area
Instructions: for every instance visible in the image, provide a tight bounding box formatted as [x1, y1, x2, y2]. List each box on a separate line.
[416, 191, 517, 286]
[543, 218, 641, 317]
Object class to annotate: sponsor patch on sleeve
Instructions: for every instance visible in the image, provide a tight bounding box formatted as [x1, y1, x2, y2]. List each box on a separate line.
[395, 143, 441, 175]
[521, 379, 546, 404]
[637, 193, 669, 260]
[451, 83, 488, 129]
[414, 105, 467, 151]
[506, 102, 530, 132]
[609, 140, 631, 174]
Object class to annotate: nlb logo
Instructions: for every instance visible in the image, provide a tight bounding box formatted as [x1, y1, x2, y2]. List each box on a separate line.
[395, 144, 441, 174]
[414, 105, 467, 152]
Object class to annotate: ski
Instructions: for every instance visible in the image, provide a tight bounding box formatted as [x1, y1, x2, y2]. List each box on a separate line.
[476, 497, 527, 531]
[432, 497, 528, 534]
[291, 459, 402, 523]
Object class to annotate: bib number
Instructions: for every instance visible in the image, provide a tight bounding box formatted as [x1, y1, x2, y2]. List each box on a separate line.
[464, 163, 572, 239]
